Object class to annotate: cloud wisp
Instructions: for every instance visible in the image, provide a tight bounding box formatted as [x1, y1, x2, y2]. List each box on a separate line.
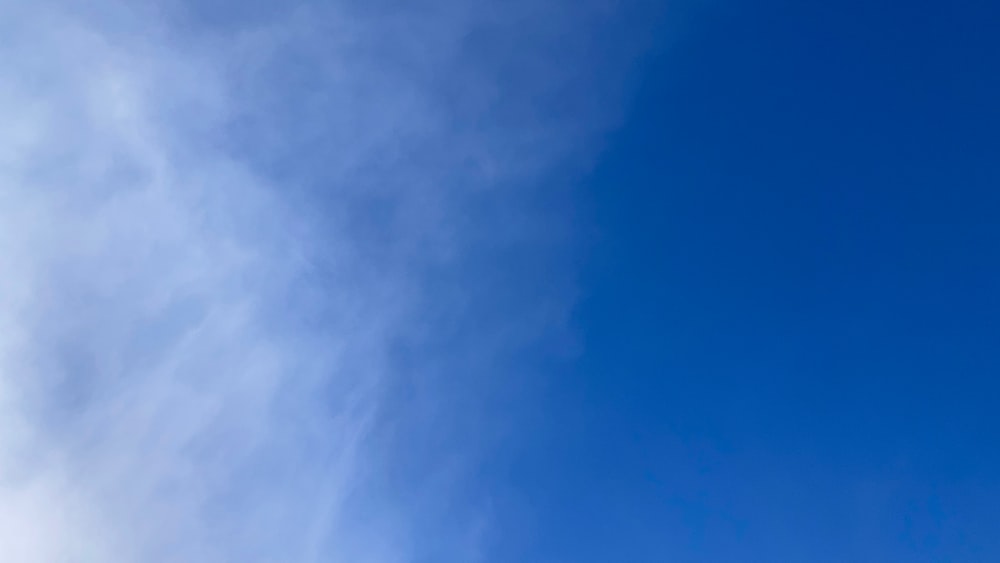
[0, 1, 646, 561]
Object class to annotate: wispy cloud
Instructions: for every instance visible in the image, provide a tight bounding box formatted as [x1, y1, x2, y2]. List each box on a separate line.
[0, 1, 645, 561]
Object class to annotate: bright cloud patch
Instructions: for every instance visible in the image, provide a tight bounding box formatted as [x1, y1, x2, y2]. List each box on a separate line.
[0, 1, 642, 561]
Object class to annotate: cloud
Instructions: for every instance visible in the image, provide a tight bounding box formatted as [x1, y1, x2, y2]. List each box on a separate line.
[0, 0, 647, 561]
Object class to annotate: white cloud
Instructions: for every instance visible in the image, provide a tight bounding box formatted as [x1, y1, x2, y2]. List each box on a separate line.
[0, 0, 644, 561]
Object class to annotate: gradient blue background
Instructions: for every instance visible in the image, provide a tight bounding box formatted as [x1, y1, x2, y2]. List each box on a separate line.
[501, 1, 1000, 561]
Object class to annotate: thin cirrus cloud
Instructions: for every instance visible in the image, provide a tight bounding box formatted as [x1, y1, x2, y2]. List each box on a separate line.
[0, 0, 647, 561]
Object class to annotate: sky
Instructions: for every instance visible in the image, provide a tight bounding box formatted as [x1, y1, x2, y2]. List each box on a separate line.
[0, 0, 998, 562]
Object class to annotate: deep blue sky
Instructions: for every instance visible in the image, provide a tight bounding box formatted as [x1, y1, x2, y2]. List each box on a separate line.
[504, 1, 1000, 561]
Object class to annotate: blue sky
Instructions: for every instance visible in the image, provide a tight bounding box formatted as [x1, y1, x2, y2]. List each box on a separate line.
[506, 1, 1000, 561]
[1, 0, 998, 561]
